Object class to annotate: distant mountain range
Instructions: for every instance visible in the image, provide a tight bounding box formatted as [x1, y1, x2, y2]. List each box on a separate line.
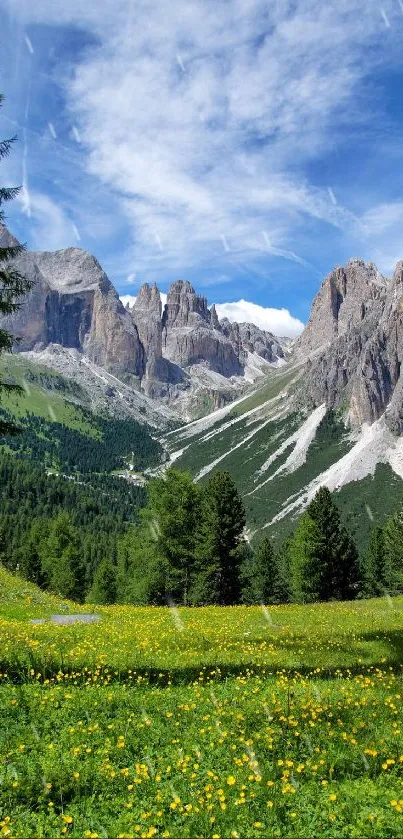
[3, 222, 403, 547]
[0, 225, 286, 422]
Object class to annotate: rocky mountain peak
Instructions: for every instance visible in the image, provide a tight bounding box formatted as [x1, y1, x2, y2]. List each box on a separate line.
[134, 282, 162, 317]
[31, 247, 112, 295]
[210, 303, 220, 330]
[296, 258, 387, 358]
[162, 279, 209, 330]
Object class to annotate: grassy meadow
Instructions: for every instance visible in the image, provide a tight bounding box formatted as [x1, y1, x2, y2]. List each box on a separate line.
[0, 568, 403, 837]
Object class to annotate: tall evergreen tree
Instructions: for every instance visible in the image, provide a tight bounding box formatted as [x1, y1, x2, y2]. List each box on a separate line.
[147, 468, 201, 604]
[117, 521, 167, 605]
[19, 518, 49, 587]
[40, 513, 85, 601]
[88, 557, 117, 605]
[361, 525, 385, 597]
[290, 487, 359, 602]
[194, 471, 246, 605]
[382, 510, 403, 593]
[241, 535, 284, 604]
[0, 93, 33, 433]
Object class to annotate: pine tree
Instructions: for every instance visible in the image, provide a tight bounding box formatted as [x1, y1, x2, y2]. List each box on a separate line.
[289, 511, 322, 603]
[117, 522, 167, 605]
[241, 535, 283, 604]
[361, 526, 385, 597]
[88, 558, 117, 605]
[290, 487, 359, 602]
[19, 518, 49, 586]
[0, 93, 33, 433]
[273, 537, 292, 603]
[383, 510, 403, 594]
[40, 513, 85, 601]
[147, 468, 201, 604]
[194, 471, 246, 605]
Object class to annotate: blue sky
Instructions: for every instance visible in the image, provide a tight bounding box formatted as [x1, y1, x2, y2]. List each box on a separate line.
[1, 0, 403, 336]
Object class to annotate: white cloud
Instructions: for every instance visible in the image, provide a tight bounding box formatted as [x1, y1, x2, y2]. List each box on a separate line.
[215, 300, 304, 338]
[5, 0, 403, 279]
[120, 293, 167, 309]
[120, 294, 136, 308]
[120, 291, 302, 336]
[362, 202, 403, 234]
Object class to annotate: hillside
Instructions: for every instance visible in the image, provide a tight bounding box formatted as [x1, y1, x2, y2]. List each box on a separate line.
[1, 567, 403, 837]
[163, 361, 403, 549]
[0, 357, 168, 596]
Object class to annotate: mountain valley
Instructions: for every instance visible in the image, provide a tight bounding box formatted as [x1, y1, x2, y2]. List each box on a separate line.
[2, 225, 403, 551]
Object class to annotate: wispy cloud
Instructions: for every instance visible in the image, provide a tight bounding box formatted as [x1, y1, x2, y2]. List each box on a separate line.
[3, 0, 403, 290]
[18, 190, 80, 251]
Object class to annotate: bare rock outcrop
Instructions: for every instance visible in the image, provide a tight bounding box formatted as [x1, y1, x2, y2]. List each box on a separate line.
[221, 319, 284, 363]
[162, 280, 243, 376]
[296, 259, 387, 358]
[295, 257, 403, 433]
[1, 236, 145, 382]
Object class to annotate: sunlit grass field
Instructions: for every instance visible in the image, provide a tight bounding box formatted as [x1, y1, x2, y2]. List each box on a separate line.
[1, 567, 403, 838]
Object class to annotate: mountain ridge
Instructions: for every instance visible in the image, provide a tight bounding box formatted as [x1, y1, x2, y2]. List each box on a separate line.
[0, 225, 287, 420]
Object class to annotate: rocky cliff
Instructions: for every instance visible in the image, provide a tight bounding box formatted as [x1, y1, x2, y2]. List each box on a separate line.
[295, 257, 403, 433]
[1, 226, 286, 417]
[2, 238, 145, 383]
[161, 280, 243, 376]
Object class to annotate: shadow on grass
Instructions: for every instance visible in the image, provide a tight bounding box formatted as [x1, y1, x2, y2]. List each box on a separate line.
[1, 630, 402, 687]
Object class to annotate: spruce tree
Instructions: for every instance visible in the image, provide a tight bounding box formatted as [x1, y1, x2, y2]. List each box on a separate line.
[290, 487, 359, 602]
[117, 522, 167, 605]
[273, 537, 292, 603]
[146, 468, 201, 604]
[88, 558, 117, 605]
[19, 518, 49, 587]
[241, 535, 283, 604]
[383, 510, 403, 593]
[194, 471, 246, 605]
[0, 93, 33, 433]
[361, 526, 385, 597]
[40, 513, 85, 601]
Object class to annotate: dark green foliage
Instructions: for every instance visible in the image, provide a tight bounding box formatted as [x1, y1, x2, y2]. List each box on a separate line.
[88, 557, 117, 605]
[116, 469, 248, 607]
[382, 510, 403, 594]
[274, 537, 292, 603]
[0, 451, 146, 598]
[194, 471, 246, 605]
[336, 464, 403, 557]
[0, 96, 33, 433]
[147, 469, 201, 604]
[241, 535, 284, 604]
[289, 487, 359, 602]
[360, 526, 385, 597]
[0, 406, 162, 473]
[40, 513, 85, 601]
[117, 522, 167, 605]
[18, 518, 49, 587]
[312, 409, 346, 447]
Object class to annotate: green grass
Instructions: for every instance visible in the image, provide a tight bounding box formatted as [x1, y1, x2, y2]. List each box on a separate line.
[1, 568, 403, 837]
[0, 356, 98, 437]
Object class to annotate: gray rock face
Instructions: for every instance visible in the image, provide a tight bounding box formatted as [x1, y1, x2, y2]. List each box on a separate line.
[1, 235, 144, 381]
[131, 282, 185, 396]
[1, 224, 291, 415]
[162, 281, 243, 376]
[221, 319, 284, 363]
[296, 259, 387, 358]
[295, 257, 403, 434]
